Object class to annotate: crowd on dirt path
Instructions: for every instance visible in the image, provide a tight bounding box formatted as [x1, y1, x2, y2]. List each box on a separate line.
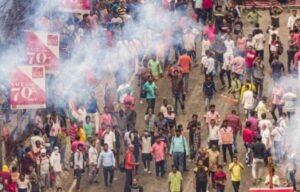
[1, 0, 300, 192]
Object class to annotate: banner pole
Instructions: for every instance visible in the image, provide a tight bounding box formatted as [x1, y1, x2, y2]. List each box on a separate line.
[0, 104, 5, 168]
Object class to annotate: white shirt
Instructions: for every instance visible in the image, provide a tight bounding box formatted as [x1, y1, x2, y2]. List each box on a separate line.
[160, 105, 167, 114]
[104, 131, 116, 150]
[259, 119, 273, 132]
[222, 52, 233, 70]
[194, 0, 203, 8]
[271, 126, 284, 142]
[201, 39, 211, 56]
[283, 92, 297, 112]
[261, 128, 271, 149]
[265, 174, 280, 186]
[206, 57, 215, 74]
[252, 33, 265, 51]
[268, 29, 279, 44]
[88, 146, 98, 165]
[183, 32, 195, 51]
[30, 136, 44, 152]
[287, 15, 299, 29]
[278, 117, 288, 130]
[208, 125, 221, 141]
[224, 39, 235, 54]
[141, 136, 152, 154]
[50, 151, 62, 172]
[242, 90, 254, 110]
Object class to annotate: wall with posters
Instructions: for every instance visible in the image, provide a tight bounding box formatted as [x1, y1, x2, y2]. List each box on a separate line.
[10, 66, 46, 110]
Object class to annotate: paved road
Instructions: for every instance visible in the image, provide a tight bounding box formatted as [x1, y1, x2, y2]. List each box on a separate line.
[69, 9, 297, 192]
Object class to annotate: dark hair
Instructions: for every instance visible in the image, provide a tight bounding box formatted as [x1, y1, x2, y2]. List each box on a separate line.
[75, 135, 80, 141]
[232, 110, 236, 114]
[261, 113, 266, 119]
[192, 114, 198, 118]
[209, 104, 215, 109]
[33, 130, 40, 136]
[171, 164, 177, 169]
[217, 164, 223, 169]
[245, 121, 252, 128]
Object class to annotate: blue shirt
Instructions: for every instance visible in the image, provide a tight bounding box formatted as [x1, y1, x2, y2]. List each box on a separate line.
[169, 135, 189, 155]
[97, 150, 115, 168]
[87, 98, 98, 113]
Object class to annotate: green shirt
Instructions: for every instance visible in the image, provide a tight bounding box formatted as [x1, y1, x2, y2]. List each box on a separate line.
[168, 171, 183, 192]
[247, 12, 261, 24]
[143, 82, 157, 99]
[148, 59, 162, 77]
[84, 122, 93, 138]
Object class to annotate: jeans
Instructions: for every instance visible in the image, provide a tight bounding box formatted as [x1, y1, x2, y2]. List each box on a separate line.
[271, 104, 283, 122]
[203, 8, 213, 23]
[155, 160, 165, 176]
[172, 152, 184, 171]
[204, 96, 213, 110]
[210, 171, 216, 188]
[245, 67, 253, 82]
[232, 181, 240, 192]
[196, 180, 207, 192]
[60, 146, 66, 169]
[216, 188, 225, 192]
[233, 134, 238, 152]
[74, 169, 82, 190]
[89, 164, 97, 182]
[183, 73, 189, 92]
[49, 136, 57, 150]
[220, 69, 231, 87]
[252, 158, 264, 179]
[173, 91, 185, 113]
[253, 78, 264, 99]
[124, 169, 133, 192]
[287, 50, 295, 73]
[174, 44, 183, 61]
[256, 50, 264, 60]
[288, 170, 297, 191]
[146, 98, 156, 112]
[222, 144, 233, 163]
[103, 166, 114, 186]
[274, 141, 281, 162]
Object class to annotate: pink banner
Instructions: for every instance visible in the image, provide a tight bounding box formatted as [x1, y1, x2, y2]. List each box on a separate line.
[250, 188, 293, 192]
[59, 0, 91, 13]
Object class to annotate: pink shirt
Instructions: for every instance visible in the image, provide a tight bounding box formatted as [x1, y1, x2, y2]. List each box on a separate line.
[236, 37, 247, 51]
[204, 111, 221, 124]
[101, 113, 113, 127]
[247, 117, 259, 137]
[203, 26, 216, 43]
[151, 142, 166, 162]
[71, 141, 86, 153]
[272, 87, 284, 105]
[231, 56, 245, 75]
[294, 51, 300, 68]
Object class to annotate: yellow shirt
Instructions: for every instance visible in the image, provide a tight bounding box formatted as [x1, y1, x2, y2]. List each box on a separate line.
[168, 171, 183, 192]
[78, 128, 87, 143]
[255, 101, 269, 120]
[229, 162, 244, 181]
[240, 83, 256, 101]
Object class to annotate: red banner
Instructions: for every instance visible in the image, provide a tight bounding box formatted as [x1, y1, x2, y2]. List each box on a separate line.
[10, 66, 46, 109]
[250, 188, 293, 192]
[25, 31, 59, 73]
[59, 0, 91, 13]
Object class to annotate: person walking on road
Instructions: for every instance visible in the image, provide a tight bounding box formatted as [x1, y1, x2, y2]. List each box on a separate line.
[73, 144, 85, 192]
[88, 139, 98, 184]
[123, 144, 139, 192]
[168, 165, 183, 192]
[97, 143, 115, 187]
[251, 136, 266, 185]
[229, 156, 244, 192]
[193, 159, 209, 192]
[219, 120, 234, 164]
[169, 128, 189, 172]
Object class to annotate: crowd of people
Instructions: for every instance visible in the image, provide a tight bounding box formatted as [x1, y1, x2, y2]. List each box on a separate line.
[0, 0, 300, 192]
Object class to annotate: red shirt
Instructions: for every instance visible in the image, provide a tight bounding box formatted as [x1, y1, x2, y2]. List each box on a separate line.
[203, 0, 213, 10]
[178, 54, 192, 74]
[245, 50, 256, 67]
[214, 171, 227, 188]
[247, 117, 259, 137]
[224, 114, 242, 134]
[125, 151, 135, 170]
[243, 128, 253, 144]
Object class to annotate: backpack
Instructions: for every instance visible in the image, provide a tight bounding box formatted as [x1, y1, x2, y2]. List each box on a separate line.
[196, 167, 208, 182]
